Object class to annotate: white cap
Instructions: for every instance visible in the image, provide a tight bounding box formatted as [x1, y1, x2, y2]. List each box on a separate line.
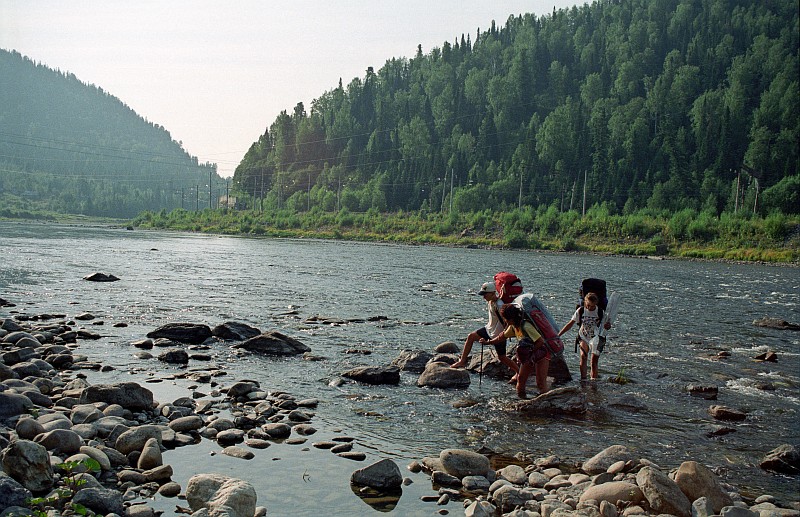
[478, 282, 496, 295]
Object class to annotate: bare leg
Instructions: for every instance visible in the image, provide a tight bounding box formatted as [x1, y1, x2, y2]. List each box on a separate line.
[451, 331, 479, 368]
[516, 360, 534, 399]
[535, 359, 550, 394]
[497, 353, 520, 377]
[590, 353, 600, 379]
[579, 341, 589, 380]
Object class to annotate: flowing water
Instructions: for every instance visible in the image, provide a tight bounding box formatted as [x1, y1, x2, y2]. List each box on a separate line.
[1, 221, 798, 514]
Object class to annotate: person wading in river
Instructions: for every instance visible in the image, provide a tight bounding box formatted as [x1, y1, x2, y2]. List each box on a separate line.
[482, 303, 550, 399]
[451, 282, 520, 381]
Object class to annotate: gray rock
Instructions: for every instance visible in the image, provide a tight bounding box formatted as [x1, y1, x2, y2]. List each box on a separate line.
[390, 349, 434, 372]
[146, 322, 212, 344]
[752, 317, 800, 330]
[462, 475, 491, 492]
[115, 424, 164, 455]
[636, 466, 691, 517]
[342, 365, 400, 385]
[137, 437, 163, 470]
[232, 330, 310, 355]
[83, 272, 119, 282]
[0, 439, 54, 493]
[70, 403, 104, 425]
[350, 458, 403, 490]
[466, 500, 497, 517]
[0, 392, 33, 419]
[674, 461, 732, 513]
[158, 349, 190, 363]
[15, 416, 45, 440]
[417, 362, 471, 388]
[515, 386, 587, 415]
[169, 415, 205, 432]
[33, 428, 83, 455]
[721, 507, 759, 517]
[708, 405, 747, 421]
[186, 474, 257, 517]
[440, 448, 491, 478]
[72, 487, 125, 515]
[759, 444, 800, 474]
[498, 464, 528, 485]
[79, 382, 154, 411]
[222, 446, 255, 460]
[582, 445, 635, 475]
[434, 341, 460, 354]
[578, 481, 644, 505]
[0, 472, 32, 510]
[212, 322, 261, 341]
[432, 470, 461, 487]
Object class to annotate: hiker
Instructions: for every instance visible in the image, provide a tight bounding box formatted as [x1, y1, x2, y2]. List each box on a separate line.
[451, 282, 519, 381]
[558, 292, 610, 380]
[482, 303, 549, 399]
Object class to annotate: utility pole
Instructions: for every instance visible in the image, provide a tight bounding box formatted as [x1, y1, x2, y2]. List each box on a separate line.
[582, 170, 587, 217]
[735, 169, 740, 213]
[208, 169, 212, 209]
[441, 170, 447, 212]
[570, 179, 576, 211]
[307, 172, 311, 212]
[518, 167, 524, 209]
[181, 188, 185, 209]
[449, 168, 454, 212]
[195, 185, 199, 211]
[225, 180, 230, 212]
[753, 178, 759, 214]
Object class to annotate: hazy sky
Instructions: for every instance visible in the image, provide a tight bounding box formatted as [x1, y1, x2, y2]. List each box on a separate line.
[1, 1, 578, 177]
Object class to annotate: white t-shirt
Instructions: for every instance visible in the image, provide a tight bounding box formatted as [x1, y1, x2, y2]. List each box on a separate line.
[572, 306, 601, 341]
[485, 299, 505, 338]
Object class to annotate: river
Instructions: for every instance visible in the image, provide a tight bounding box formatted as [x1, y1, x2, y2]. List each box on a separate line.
[1, 221, 798, 514]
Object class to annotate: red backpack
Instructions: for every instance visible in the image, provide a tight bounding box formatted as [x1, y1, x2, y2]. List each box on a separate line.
[494, 272, 523, 303]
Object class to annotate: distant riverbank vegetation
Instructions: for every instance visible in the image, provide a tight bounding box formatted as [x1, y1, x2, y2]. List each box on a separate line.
[2, 0, 797, 265]
[130, 204, 799, 263]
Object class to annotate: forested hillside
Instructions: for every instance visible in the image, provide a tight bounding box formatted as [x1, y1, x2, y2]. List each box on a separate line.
[233, 0, 798, 217]
[0, 49, 220, 218]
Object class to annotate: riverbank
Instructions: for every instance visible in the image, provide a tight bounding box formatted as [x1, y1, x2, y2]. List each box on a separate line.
[2, 298, 799, 516]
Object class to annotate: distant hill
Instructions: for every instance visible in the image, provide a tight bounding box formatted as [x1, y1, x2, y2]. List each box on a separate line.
[0, 49, 221, 218]
[234, 0, 798, 216]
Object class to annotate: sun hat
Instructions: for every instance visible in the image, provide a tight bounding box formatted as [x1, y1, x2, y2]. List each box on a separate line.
[478, 281, 496, 294]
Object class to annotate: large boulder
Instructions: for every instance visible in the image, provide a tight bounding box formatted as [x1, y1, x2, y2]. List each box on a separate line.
[752, 317, 800, 330]
[0, 439, 54, 493]
[72, 487, 125, 516]
[673, 461, 732, 513]
[417, 362, 470, 388]
[212, 322, 261, 341]
[390, 349, 433, 372]
[0, 471, 33, 510]
[83, 272, 120, 282]
[342, 366, 400, 385]
[439, 449, 491, 478]
[0, 392, 33, 418]
[759, 444, 800, 474]
[636, 466, 691, 517]
[79, 382, 154, 411]
[232, 331, 311, 356]
[579, 481, 644, 505]
[186, 474, 257, 517]
[582, 445, 635, 475]
[350, 458, 403, 490]
[515, 386, 587, 415]
[147, 323, 212, 344]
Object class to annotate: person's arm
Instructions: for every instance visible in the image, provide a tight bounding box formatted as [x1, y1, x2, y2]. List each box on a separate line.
[558, 320, 574, 336]
[483, 325, 511, 345]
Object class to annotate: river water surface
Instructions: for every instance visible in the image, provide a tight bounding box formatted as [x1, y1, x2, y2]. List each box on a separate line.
[1, 221, 798, 514]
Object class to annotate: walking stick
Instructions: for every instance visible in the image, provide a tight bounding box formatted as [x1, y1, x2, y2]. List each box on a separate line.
[479, 341, 484, 386]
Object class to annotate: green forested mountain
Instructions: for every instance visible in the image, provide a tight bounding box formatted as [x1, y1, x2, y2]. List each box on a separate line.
[233, 0, 799, 216]
[0, 49, 220, 218]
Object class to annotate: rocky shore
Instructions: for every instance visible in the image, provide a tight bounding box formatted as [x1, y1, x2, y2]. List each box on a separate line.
[1, 306, 799, 517]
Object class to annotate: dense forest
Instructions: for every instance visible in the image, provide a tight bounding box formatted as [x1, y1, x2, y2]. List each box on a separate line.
[0, 49, 221, 218]
[233, 0, 798, 217]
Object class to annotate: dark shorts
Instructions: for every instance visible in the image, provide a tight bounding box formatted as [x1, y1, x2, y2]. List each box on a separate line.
[474, 327, 507, 356]
[517, 338, 548, 364]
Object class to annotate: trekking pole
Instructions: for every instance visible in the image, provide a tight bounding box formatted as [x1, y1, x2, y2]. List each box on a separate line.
[479, 341, 484, 386]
